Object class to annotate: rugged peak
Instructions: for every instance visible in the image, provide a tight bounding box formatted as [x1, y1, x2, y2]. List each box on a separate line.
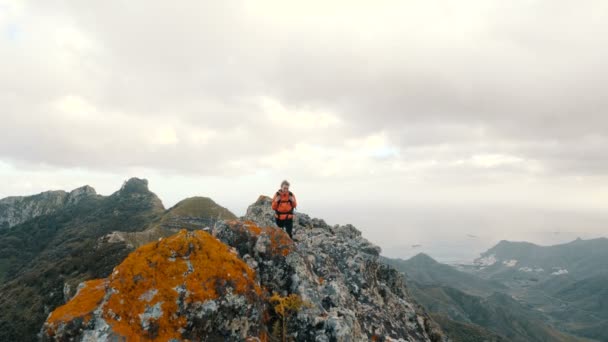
[69, 184, 96, 195]
[118, 177, 150, 194]
[66, 185, 97, 205]
[410, 252, 439, 265]
[484, 240, 538, 258]
[111, 178, 164, 212]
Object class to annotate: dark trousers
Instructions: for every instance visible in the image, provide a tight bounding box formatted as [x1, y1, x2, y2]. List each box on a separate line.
[276, 218, 293, 239]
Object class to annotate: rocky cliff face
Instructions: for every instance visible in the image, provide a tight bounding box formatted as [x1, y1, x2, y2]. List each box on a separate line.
[0, 185, 97, 229]
[43, 195, 444, 341]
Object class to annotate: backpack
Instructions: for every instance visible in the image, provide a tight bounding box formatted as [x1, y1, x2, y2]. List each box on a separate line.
[275, 191, 295, 215]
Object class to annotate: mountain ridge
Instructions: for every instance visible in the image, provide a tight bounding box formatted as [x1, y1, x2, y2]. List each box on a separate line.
[383, 253, 506, 297]
[0, 185, 98, 229]
[41, 192, 445, 341]
[0, 179, 445, 341]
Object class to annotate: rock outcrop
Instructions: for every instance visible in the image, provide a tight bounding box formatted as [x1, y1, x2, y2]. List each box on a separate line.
[0, 185, 97, 229]
[43, 230, 264, 341]
[231, 196, 444, 341]
[43, 195, 444, 341]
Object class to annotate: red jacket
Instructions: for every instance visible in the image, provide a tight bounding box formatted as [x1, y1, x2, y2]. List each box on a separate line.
[272, 190, 297, 220]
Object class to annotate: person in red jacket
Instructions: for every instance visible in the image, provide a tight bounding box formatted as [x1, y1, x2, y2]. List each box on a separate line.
[272, 180, 297, 239]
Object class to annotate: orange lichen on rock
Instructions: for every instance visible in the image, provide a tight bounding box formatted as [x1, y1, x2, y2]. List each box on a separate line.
[101, 229, 262, 341]
[234, 221, 294, 257]
[46, 278, 107, 329]
[265, 227, 293, 257]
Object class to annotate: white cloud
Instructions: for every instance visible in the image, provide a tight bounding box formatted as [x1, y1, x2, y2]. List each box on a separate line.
[151, 126, 179, 146]
[1, 0, 608, 259]
[53, 95, 97, 120]
[470, 154, 524, 168]
[261, 96, 342, 129]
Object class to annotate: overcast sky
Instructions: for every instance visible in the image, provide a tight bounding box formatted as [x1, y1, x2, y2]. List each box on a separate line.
[1, 0, 607, 261]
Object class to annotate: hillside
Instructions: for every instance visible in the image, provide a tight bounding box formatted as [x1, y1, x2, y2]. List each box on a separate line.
[471, 238, 608, 283]
[41, 195, 445, 341]
[0, 178, 165, 341]
[383, 253, 506, 296]
[519, 273, 608, 341]
[384, 253, 593, 342]
[408, 283, 582, 342]
[430, 313, 507, 342]
[467, 238, 608, 340]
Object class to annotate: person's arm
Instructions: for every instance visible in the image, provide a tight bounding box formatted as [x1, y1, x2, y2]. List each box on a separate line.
[271, 192, 280, 210]
[290, 193, 297, 209]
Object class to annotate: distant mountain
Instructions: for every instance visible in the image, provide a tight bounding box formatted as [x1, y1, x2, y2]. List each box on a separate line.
[383, 253, 506, 296]
[0, 178, 165, 342]
[101, 196, 237, 249]
[0, 185, 97, 229]
[166, 196, 237, 222]
[461, 238, 608, 341]
[407, 282, 583, 342]
[471, 238, 608, 283]
[384, 252, 594, 342]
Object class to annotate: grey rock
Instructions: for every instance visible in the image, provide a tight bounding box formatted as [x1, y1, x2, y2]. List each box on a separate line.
[215, 197, 445, 341]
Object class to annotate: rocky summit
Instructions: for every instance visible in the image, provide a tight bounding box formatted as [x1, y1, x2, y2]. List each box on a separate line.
[42, 195, 443, 341]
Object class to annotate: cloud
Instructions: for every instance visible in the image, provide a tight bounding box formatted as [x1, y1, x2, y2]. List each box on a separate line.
[1, 0, 606, 179]
[1, 1, 608, 257]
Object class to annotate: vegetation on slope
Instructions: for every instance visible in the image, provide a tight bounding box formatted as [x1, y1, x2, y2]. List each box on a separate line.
[0, 178, 165, 342]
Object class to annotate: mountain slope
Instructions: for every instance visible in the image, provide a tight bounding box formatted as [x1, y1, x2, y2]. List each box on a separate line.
[408, 283, 583, 342]
[41, 195, 445, 341]
[385, 253, 591, 342]
[520, 273, 608, 341]
[430, 313, 507, 342]
[383, 253, 506, 296]
[0, 178, 165, 342]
